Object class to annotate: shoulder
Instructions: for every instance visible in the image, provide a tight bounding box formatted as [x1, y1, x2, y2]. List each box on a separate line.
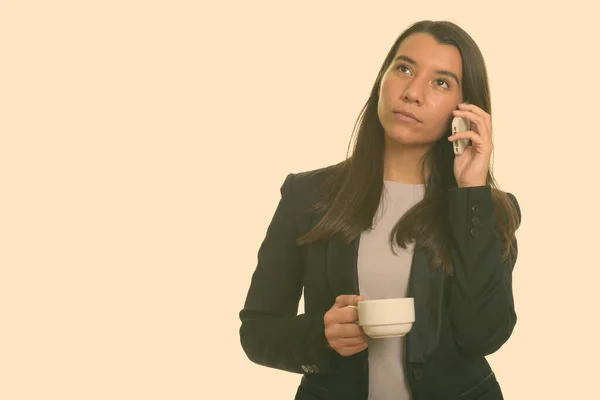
[280, 162, 344, 205]
[289, 162, 342, 189]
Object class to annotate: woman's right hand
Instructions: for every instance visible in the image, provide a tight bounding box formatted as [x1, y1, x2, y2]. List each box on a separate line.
[324, 294, 368, 357]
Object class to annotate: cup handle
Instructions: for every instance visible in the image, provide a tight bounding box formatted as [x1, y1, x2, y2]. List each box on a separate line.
[346, 305, 360, 324]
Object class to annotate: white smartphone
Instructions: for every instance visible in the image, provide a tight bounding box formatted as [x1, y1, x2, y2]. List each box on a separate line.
[452, 107, 471, 156]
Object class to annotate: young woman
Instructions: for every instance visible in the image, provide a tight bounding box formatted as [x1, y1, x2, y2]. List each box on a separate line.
[238, 20, 522, 400]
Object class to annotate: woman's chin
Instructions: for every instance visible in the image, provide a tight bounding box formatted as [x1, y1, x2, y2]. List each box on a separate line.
[384, 130, 418, 145]
[384, 131, 437, 148]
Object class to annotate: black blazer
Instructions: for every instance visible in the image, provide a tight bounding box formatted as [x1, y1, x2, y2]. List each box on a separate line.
[239, 164, 521, 400]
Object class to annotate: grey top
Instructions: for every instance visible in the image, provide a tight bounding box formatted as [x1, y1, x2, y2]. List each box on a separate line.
[357, 180, 426, 400]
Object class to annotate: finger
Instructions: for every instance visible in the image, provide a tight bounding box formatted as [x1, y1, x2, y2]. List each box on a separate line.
[451, 109, 489, 140]
[455, 106, 492, 139]
[344, 307, 360, 324]
[334, 321, 366, 338]
[331, 335, 367, 349]
[334, 294, 364, 308]
[457, 102, 490, 123]
[338, 342, 368, 357]
[325, 319, 365, 339]
[325, 306, 358, 326]
[448, 130, 484, 143]
[453, 109, 487, 133]
[448, 130, 480, 141]
[448, 131, 492, 153]
[326, 307, 361, 326]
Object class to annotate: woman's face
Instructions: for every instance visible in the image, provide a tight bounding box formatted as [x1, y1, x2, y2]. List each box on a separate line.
[377, 33, 464, 149]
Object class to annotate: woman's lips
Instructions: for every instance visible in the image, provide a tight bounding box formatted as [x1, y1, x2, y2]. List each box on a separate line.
[393, 111, 421, 123]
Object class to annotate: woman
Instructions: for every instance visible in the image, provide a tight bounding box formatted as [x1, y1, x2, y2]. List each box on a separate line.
[239, 20, 522, 400]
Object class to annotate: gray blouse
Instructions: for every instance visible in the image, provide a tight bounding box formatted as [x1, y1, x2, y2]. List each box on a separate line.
[357, 180, 426, 400]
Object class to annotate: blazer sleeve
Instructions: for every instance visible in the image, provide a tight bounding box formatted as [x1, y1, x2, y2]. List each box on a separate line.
[238, 173, 345, 374]
[446, 185, 521, 358]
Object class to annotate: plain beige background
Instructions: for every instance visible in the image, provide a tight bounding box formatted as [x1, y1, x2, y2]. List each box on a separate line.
[2, 1, 598, 399]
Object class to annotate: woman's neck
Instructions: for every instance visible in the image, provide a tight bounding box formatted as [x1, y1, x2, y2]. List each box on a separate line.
[383, 141, 432, 184]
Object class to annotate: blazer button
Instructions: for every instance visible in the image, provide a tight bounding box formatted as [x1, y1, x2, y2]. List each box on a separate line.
[307, 366, 314, 373]
[470, 227, 480, 237]
[412, 368, 424, 381]
[302, 365, 308, 373]
[312, 365, 320, 373]
[471, 216, 481, 226]
[471, 204, 480, 214]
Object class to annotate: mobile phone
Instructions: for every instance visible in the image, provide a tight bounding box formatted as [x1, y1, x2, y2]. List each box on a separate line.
[452, 105, 471, 156]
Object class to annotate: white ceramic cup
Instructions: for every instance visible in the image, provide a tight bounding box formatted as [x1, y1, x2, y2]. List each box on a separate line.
[348, 297, 415, 338]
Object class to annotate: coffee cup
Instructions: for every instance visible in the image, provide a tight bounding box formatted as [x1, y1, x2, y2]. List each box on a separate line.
[348, 297, 415, 338]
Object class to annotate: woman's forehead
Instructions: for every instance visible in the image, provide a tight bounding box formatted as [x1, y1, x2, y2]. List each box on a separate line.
[394, 33, 463, 77]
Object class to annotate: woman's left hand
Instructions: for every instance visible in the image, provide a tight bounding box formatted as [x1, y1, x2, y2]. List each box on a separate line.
[447, 103, 494, 188]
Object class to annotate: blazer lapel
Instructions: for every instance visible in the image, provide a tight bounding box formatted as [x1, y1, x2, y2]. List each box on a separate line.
[405, 249, 446, 363]
[325, 235, 445, 364]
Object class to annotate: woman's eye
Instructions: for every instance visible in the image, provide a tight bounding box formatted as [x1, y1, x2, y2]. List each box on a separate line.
[396, 64, 411, 74]
[435, 79, 449, 88]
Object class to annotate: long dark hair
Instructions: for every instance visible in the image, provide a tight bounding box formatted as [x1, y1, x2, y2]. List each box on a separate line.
[296, 20, 520, 275]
